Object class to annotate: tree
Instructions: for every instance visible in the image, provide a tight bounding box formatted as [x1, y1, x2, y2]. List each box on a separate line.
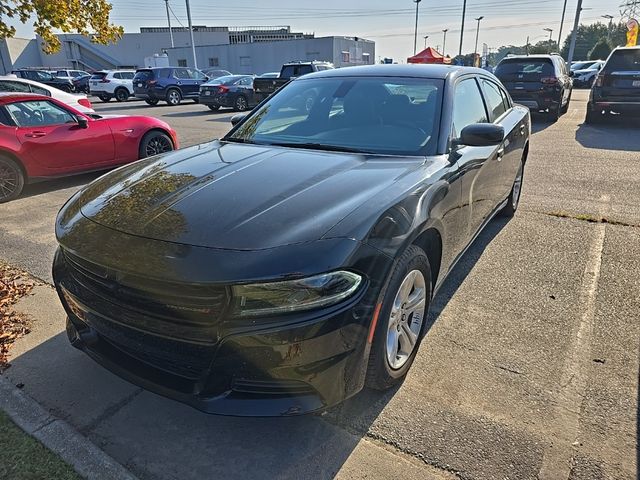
[589, 38, 612, 60]
[560, 22, 628, 60]
[0, 0, 123, 54]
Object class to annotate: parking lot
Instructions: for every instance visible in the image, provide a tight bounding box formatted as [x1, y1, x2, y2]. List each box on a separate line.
[1, 89, 638, 479]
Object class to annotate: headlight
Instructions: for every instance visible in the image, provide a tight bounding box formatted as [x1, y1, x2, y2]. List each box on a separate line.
[232, 271, 362, 317]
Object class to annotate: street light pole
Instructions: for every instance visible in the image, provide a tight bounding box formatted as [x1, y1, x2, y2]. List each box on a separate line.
[544, 27, 554, 52]
[442, 29, 449, 56]
[602, 14, 614, 40]
[164, 0, 174, 48]
[413, 0, 422, 55]
[424, 35, 429, 49]
[459, 0, 467, 56]
[557, 0, 568, 50]
[185, 0, 198, 69]
[474, 16, 484, 65]
[567, 0, 583, 65]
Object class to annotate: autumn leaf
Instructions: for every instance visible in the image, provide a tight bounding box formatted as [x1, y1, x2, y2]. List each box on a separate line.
[0, 0, 123, 53]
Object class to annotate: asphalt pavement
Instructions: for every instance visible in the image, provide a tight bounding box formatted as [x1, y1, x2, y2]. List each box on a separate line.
[0, 90, 638, 479]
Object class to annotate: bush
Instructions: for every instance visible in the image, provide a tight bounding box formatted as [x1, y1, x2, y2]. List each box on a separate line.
[588, 38, 612, 60]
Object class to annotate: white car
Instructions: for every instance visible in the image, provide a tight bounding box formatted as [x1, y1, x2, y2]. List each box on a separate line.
[89, 70, 136, 102]
[573, 60, 605, 88]
[0, 76, 94, 113]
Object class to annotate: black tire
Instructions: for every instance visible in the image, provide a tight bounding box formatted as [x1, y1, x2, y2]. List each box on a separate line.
[166, 88, 181, 106]
[193, 98, 200, 104]
[366, 245, 431, 391]
[60, 85, 72, 93]
[585, 103, 601, 124]
[0, 156, 25, 203]
[561, 91, 571, 114]
[145, 99, 159, 106]
[208, 105, 220, 111]
[114, 88, 129, 102]
[98, 95, 111, 103]
[550, 105, 561, 122]
[138, 131, 174, 159]
[234, 95, 248, 111]
[501, 155, 525, 218]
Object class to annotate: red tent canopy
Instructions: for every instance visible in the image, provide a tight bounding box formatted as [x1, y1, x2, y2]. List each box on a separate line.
[407, 47, 451, 64]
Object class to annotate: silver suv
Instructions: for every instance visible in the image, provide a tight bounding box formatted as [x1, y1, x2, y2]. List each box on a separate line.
[89, 70, 136, 102]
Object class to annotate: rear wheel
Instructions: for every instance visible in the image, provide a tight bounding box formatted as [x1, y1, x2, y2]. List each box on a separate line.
[139, 131, 174, 159]
[145, 99, 159, 106]
[550, 105, 561, 122]
[98, 94, 111, 103]
[366, 245, 431, 390]
[208, 105, 220, 111]
[0, 156, 25, 203]
[115, 88, 129, 102]
[501, 155, 525, 218]
[234, 95, 248, 111]
[166, 89, 181, 106]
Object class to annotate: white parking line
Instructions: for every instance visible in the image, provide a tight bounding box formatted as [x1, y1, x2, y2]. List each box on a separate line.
[538, 195, 609, 479]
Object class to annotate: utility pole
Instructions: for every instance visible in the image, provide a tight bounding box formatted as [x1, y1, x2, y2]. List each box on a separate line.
[185, 0, 197, 68]
[473, 16, 484, 65]
[164, 0, 174, 48]
[567, 0, 583, 65]
[602, 14, 614, 40]
[557, 0, 567, 50]
[544, 27, 554, 52]
[424, 35, 429, 49]
[526, 35, 530, 55]
[413, 0, 422, 55]
[458, 0, 467, 56]
[442, 29, 449, 56]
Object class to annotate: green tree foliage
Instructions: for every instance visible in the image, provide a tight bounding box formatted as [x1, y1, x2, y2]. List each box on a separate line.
[0, 0, 123, 53]
[560, 22, 628, 60]
[589, 38, 613, 60]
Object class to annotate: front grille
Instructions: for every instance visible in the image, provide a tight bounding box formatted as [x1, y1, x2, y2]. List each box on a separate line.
[232, 379, 316, 396]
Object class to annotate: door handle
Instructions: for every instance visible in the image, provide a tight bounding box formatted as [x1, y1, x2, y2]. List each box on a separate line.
[519, 125, 526, 136]
[497, 146, 505, 160]
[25, 131, 47, 138]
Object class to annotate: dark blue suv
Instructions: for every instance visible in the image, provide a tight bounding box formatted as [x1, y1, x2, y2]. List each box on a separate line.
[133, 67, 208, 106]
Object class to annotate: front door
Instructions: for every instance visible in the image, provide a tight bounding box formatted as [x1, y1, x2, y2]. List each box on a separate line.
[7, 99, 115, 171]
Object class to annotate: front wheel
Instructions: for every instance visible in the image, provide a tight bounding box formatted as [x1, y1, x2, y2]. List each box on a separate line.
[139, 131, 174, 159]
[366, 245, 431, 391]
[0, 156, 25, 203]
[145, 99, 159, 106]
[98, 95, 111, 103]
[208, 105, 220, 111]
[501, 156, 525, 218]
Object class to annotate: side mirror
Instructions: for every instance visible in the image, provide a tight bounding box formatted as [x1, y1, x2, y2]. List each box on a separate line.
[77, 116, 89, 129]
[230, 113, 247, 126]
[456, 123, 504, 147]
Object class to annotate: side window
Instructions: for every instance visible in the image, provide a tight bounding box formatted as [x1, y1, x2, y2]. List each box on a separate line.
[112, 72, 122, 80]
[193, 70, 207, 80]
[5, 100, 75, 127]
[240, 77, 253, 86]
[452, 78, 488, 138]
[0, 81, 31, 93]
[29, 85, 50, 96]
[481, 79, 508, 121]
[0, 107, 14, 126]
[121, 72, 135, 80]
[174, 68, 190, 80]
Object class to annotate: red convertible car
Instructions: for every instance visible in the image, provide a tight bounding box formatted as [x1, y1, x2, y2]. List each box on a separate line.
[0, 93, 178, 202]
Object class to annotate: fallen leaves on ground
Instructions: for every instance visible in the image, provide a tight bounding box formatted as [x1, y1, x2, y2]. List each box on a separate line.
[0, 264, 35, 372]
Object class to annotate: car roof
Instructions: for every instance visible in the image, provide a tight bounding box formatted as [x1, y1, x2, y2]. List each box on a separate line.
[303, 64, 489, 80]
[0, 76, 51, 89]
[612, 46, 640, 50]
[0, 92, 52, 104]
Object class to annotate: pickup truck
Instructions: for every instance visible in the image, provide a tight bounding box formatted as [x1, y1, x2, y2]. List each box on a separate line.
[253, 61, 334, 103]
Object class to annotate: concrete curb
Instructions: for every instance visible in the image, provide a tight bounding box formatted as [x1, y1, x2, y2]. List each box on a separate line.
[0, 375, 138, 480]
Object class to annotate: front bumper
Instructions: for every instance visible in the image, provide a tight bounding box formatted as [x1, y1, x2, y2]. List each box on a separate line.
[52, 237, 389, 416]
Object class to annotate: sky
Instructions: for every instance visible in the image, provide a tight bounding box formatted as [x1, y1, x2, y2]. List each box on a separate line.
[7, 0, 624, 61]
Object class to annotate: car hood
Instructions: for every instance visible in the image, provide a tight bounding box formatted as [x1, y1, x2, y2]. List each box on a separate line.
[77, 141, 423, 250]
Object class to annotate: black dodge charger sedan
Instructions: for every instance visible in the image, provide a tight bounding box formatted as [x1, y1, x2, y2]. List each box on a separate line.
[53, 64, 530, 416]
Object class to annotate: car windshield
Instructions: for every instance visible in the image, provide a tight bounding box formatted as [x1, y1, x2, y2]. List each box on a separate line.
[495, 59, 554, 79]
[134, 70, 154, 81]
[225, 76, 443, 156]
[604, 49, 640, 72]
[90, 72, 107, 80]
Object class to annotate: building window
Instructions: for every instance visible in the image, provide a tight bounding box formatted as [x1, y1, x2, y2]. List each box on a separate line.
[341, 51, 350, 63]
[362, 53, 371, 64]
[208, 57, 219, 67]
[177, 59, 187, 67]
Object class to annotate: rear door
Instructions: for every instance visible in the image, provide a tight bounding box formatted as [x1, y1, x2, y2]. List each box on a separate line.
[495, 58, 555, 109]
[5, 99, 115, 171]
[601, 49, 640, 101]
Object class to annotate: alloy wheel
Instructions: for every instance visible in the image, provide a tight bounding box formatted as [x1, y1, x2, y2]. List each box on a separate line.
[386, 269, 426, 370]
[0, 162, 19, 201]
[235, 96, 247, 111]
[168, 91, 181, 105]
[145, 135, 172, 157]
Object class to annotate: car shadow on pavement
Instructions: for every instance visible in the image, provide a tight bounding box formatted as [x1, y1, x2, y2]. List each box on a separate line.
[20, 172, 103, 200]
[575, 120, 640, 152]
[530, 115, 556, 134]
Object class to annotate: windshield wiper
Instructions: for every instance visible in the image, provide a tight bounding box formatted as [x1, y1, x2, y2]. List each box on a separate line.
[267, 142, 370, 154]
